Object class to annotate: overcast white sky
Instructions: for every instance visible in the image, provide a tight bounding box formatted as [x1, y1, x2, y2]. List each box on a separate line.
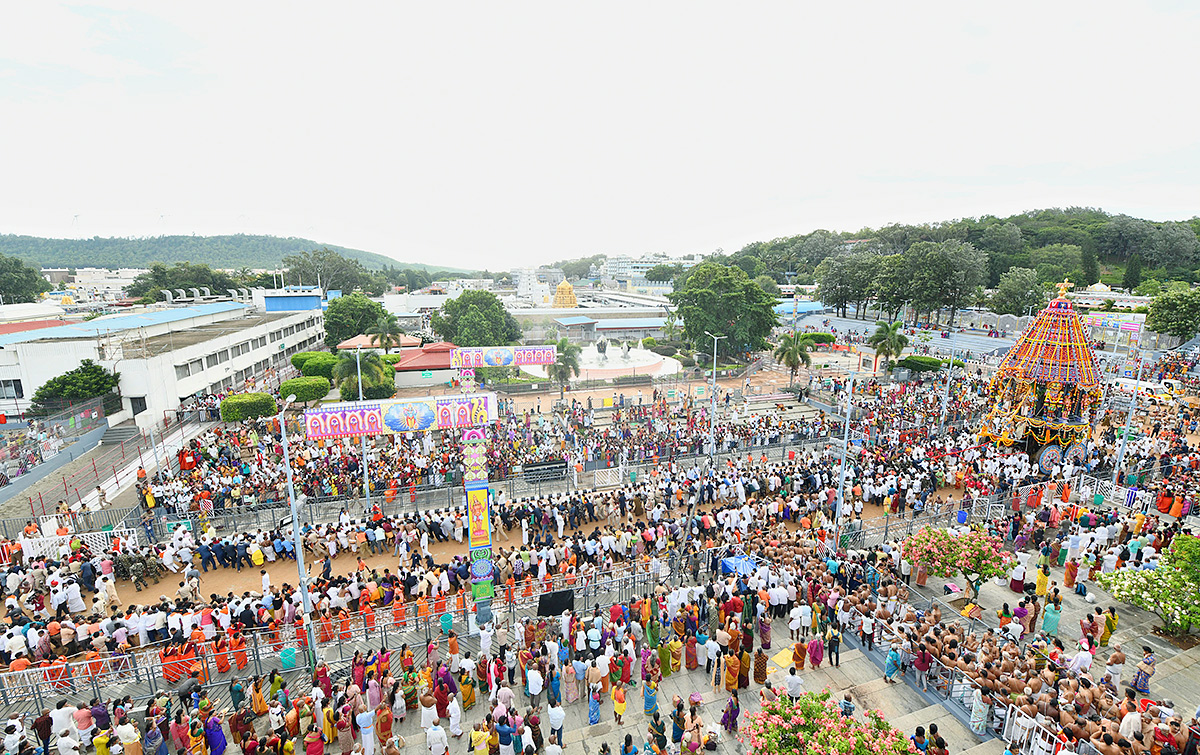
[1, 2, 1198, 271]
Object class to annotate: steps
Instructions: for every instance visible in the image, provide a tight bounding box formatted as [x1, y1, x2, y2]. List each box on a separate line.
[100, 421, 141, 446]
[889, 703, 981, 754]
[961, 741, 1009, 755]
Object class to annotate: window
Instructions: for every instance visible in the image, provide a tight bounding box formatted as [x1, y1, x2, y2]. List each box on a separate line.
[189, 359, 204, 375]
[130, 396, 147, 416]
[0, 379, 22, 399]
[270, 331, 282, 342]
[175, 364, 190, 380]
[206, 354, 219, 369]
[217, 350, 230, 363]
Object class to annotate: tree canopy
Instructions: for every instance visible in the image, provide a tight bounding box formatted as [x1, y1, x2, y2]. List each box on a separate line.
[0, 253, 51, 303]
[431, 290, 521, 347]
[322, 292, 386, 349]
[283, 248, 385, 295]
[30, 359, 120, 415]
[1146, 288, 1200, 340]
[990, 267, 1046, 315]
[667, 262, 777, 354]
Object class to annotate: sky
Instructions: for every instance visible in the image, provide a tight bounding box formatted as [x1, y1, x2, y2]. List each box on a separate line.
[1, 1, 1198, 271]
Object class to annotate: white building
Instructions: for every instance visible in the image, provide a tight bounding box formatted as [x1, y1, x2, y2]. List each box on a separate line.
[0, 302, 323, 429]
[600, 254, 699, 279]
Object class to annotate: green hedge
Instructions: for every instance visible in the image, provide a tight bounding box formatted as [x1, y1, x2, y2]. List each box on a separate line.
[280, 376, 331, 404]
[640, 337, 657, 348]
[805, 332, 835, 344]
[340, 380, 396, 401]
[896, 355, 963, 372]
[300, 352, 338, 379]
[290, 351, 325, 370]
[676, 355, 696, 368]
[219, 393, 278, 422]
[381, 354, 406, 365]
[613, 374, 653, 386]
[650, 345, 677, 357]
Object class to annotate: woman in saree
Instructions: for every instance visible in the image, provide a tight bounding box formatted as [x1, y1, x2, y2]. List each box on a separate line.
[563, 659, 579, 704]
[1014, 601, 1031, 637]
[402, 670, 419, 711]
[1041, 599, 1062, 636]
[723, 652, 739, 692]
[610, 653, 625, 687]
[753, 649, 768, 685]
[588, 689, 601, 725]
[738, 649, 751, 689]
[808, 633, 825, 669]
[793, 640, 807, 670]
[1132, 647, 1156, 694]
[351, 651, 366, 692]
[719, 691, 739, 734]
[758, 614, 772, 651]
[460, 669, 477, 711]
[374, 701, 393, 746]
[251, 677, 269, 717]
[647, 618, 661, 649]
[684, 637, 698, 670]
[1064, 559, 1079, 588]
[322, 699, 338, 744]
[671, 612, 685, 640]
[188, 719, 208, 755]
[229, 679, 245, 711]
[670, 702, 685, 747]
[639, 646, 653, 682]
[1036, 565, 1050, 597]
[883, 643, 903, 683]
[548, 663, 561, 703]
[313, 663, 333, 701]
[657, 642, 672, 678]
[1099, 607, 1118, 646]
[969, 687, 988, 736]
[643, 677, 658, 717]
[668, 638, 683, 673]
[648, 713, 666, 755]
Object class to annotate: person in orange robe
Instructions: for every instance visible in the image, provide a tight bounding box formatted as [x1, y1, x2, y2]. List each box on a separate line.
[231, 633, 249, 671]
[362, 601, 376, 633]
[392, 601, 407, 630]
[213, 636, 231, 673]
[338, 610, 351, 640]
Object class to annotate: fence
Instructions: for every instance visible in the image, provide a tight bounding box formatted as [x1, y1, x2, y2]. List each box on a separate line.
[19, 526, 141, 561]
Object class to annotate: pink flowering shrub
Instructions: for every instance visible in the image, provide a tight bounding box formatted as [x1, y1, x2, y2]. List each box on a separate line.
[743, 692, 918, 755]
[904, 526, 1014, 600]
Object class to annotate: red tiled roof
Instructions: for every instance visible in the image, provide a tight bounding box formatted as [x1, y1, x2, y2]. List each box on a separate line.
[392, 341, 457, 371]
[0, 319, 70, 335]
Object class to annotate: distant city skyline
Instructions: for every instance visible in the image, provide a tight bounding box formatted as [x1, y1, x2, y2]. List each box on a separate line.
[2, 2, 1198, 271]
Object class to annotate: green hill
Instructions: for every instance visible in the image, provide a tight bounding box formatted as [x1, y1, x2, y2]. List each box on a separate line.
[0, 233, 465, 273]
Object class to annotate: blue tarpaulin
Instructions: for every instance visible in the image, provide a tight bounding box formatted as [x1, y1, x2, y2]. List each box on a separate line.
[720, 556, 756, 576]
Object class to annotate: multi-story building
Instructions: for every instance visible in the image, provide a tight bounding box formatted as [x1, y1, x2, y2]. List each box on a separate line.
[0, 302, 324, 428]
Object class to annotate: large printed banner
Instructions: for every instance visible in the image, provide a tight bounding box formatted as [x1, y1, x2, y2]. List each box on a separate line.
[450, 346, 557, 369]
[462, 427, 495, 599]
[304, 393, 497, 440]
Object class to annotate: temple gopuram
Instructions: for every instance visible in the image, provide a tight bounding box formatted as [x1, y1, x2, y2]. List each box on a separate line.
[978, 280, 1103, 472]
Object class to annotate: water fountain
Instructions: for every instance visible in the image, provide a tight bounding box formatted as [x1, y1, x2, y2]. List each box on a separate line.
[521, 338, 683, 381]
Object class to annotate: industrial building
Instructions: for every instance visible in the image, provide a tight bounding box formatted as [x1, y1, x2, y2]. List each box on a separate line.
[0, 302, 324, 429]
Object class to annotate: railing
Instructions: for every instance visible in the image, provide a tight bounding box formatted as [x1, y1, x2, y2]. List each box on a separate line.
[19, 526, 141, 560]
[1001, 703, 1065, 755]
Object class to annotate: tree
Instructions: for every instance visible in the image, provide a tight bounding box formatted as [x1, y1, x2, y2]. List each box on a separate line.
[0, 254, 50, 303]
[1029, 243, 1083, 284]
[816, 250, 881, 319]
[745, 692, 919, 755]
[29, 359, 120, 415]
[1122, 254, 1143, 291]
[290, 351, 325, 370]
[322, 292, 386, 349]
[283, 248, 382, 294]
[772, 333, 813, 387]
[979, 222, 1024, 256]
[753, 274, 781, 297]
[866, 321, 908, 371]
[278, 376, 331, 405]
[300, 352, 338, 379]
[366, 314, 405, 353]
[903, 527, 1014, 602]
[1099, 535, 1200, 635]
[332, 351, 392, 397]
[990, 268, 1046, 315]
[644, 263, 683, 282]
[432, 290, 521, 347]
[667, 262, 778, 354]
[219, 393, 278, 422]
[546, 338, 581, 399]
[126, 263, 236, 301]
[1080, 245, 1100, 285]
[1134, 279, 1163, 297]
[1146, 288, 1200, 339]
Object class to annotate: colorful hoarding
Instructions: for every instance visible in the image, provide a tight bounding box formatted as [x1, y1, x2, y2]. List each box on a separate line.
[304, 393, 497, 440]
[450, 346, 557, 369]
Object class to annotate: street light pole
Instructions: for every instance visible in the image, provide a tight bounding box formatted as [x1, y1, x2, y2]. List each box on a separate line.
[833, 372, 856, 551]
[938, 329, 958, 435]
[279, 394, 317, 659]
[705, 331, 727, 462]
[356, 347, 372, 512]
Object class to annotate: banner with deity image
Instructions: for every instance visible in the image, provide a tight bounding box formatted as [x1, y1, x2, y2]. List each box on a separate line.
[304, 392, 497, 440]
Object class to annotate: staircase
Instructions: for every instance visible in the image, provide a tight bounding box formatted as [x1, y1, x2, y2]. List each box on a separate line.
[100, 420, 141, 446]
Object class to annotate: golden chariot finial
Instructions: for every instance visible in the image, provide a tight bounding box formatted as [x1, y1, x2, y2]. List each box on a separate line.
[1055, 278, 1073, 298]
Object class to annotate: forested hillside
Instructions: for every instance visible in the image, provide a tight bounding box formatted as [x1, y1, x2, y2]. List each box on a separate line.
[0, 233, 462, 272]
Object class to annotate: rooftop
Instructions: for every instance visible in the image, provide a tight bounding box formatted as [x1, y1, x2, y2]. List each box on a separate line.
[594, 317, 666, 330]
[0, 302, 248, 348]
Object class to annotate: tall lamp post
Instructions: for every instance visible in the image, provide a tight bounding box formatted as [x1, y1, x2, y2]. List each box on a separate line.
[279, 394, 317, 660]
[833, 372, 856, 551]
[356, 347, 373, 511]
[705, 331, 727, 462]
[938, 329, 958, 435]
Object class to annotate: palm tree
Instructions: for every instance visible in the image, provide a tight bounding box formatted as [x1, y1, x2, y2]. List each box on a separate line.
[546, 338, 582, 400]
[773, 333, 813, 387]
[367, 314, 405, 353]
[866, 321, 909, 372]
[332, 350, 391, 396]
